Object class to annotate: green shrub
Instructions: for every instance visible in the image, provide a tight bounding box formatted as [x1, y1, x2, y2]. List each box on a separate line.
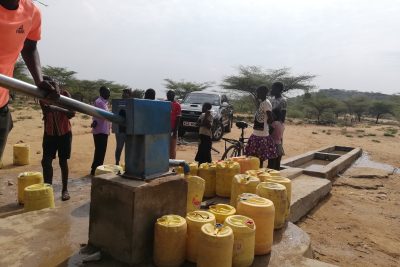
[383, 133, 395, 137]
[346, 134, 353, 138]
[372, 139, 380, 143]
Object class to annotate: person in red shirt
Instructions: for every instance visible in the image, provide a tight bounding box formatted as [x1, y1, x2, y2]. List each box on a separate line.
[40, 79, 75, 201]
[0, 0, 58, 167]
[167, 90, 181, 159]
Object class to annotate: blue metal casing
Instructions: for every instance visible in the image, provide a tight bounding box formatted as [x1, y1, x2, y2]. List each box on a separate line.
[112, 99, 171, 179]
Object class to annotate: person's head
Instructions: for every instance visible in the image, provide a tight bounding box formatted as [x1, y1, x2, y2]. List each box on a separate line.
[202, 102, 212, 113]
[144, 88, 156, 100]
[272, 108, 282, 122]
[256, 86, 269, 101]
[166, 90, 175, 102]
[122, 88, 131, 99]
[271, 82, 284, 97]
[99, 86, 110, 99]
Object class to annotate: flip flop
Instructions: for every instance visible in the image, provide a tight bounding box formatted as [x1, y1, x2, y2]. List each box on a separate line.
[62, 191, 70, 201]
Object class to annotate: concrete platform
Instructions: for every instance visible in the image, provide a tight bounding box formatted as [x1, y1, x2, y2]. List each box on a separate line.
[288, 175, 332, 223]
[282, 146, 362, 180]
[0, 200, 336, 267]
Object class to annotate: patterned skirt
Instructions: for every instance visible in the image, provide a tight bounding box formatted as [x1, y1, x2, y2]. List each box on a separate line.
[244, 134, 278, 162]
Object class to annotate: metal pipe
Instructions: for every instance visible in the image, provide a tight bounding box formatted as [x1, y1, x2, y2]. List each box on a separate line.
[0, 74, 125, 126]
[169, 159, 190, 175]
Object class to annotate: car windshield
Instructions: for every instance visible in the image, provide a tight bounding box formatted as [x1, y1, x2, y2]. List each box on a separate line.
[183, 93, 220, 106]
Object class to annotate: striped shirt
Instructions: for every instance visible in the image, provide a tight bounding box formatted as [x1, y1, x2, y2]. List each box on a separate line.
[40, 90, 72, 136]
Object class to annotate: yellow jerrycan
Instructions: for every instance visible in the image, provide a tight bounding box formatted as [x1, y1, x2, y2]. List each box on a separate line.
[225, 215, 256, 267]
[24, 183, 55, 212]
[13, 143, 30, 166]
[17, 172, 43, 204]
[198, 162, 217, 197]
[153, 215, 187, 267]
[248, 157, 260, 171]
[209, 203, 236, 224]
[186, 211, 216, 263]
[177, 161, 198, 176]
[216, 161, 240, 197]
[197, 223, 234, 267]
[231, 156, 249, 173]
[186, 175, 205, 212]
[265, 176, 292, 219]
[95, 164, 123, 176]
[256, 182, 287, 229]
[230, 174, 260, 208]
[237, 194, 275, 255]
[265, 168, 281, 177]
[257, 172, 273, 182]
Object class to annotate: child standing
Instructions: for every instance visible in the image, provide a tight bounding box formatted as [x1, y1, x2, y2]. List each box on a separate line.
[268, 108, 285, 170]
[195, 103, 213, 164]
[245, 86, 278, 167]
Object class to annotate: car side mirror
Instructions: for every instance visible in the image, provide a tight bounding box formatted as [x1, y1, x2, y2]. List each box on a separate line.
[221, 102, 229, 107]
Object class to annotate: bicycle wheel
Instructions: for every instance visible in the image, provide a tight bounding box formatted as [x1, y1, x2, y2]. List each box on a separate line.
[221, 144, 241, 160]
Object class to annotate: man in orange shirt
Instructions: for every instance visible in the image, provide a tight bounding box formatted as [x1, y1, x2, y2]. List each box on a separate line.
[0, 0, 57, 166]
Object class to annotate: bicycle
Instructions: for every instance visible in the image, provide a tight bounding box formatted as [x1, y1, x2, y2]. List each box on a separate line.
[221, 121, 250, 160]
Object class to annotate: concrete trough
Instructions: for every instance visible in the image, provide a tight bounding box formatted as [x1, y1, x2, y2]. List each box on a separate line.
[281, 146, 362, 180]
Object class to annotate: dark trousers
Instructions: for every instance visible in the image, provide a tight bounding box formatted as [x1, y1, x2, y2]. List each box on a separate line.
[195, 134, 212, 165]
[91, 134, 108, 175]
[115, 133, 126, 165]
[267, 156, 282, 170]
[41, 132, 72, 191]
[0, 106, 13, 161]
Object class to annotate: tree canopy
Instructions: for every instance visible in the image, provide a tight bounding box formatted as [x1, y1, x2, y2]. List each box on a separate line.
[164, 79, 214, 99]
[221, 66, 316, 102]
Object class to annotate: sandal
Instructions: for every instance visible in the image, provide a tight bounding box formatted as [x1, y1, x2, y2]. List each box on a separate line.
[62, 190, 70, 201]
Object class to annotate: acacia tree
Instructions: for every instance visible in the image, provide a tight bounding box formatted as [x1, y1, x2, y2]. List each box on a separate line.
[131, 89, 145, 99]
[221, 66, 316, 103]
[344, 97, 371, 122]
[42, 66, 77, 87]
[164, 79, 214, 99]
[369, 101, 394, 124]
[306, 93, 337, 123]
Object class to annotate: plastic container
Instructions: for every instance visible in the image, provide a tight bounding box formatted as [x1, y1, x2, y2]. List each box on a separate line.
[264, 176, 292, 219]
[24, 183, 55, 212]
[237, 194, 275, 255]
[265, 169, 281, 177]
[198, 162, 217, 197]
[186, 175, 205, 212]
[256, 182, 287, 229]
[186, 211, 216, 263]
[95, 164, 123, 176]
[17, 172, 44, 204]
[230, 174, 260, 207]
[154, 215, 187, 267]
[224, 215, 256, 267]
[257, 172, 273, 182]
[176, 162, 198, 176]
[197, 223, 234, 267]
[209, 204, 236, 224]
[248, 157, 260, 172]
[13, 143, 30, 166]
[216, 161, 240, 197]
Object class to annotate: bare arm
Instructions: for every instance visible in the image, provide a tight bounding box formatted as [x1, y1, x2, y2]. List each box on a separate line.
[21, 39, 43, 85]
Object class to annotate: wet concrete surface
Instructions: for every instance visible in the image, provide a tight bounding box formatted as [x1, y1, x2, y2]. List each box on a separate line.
[353, 152, 399, 174]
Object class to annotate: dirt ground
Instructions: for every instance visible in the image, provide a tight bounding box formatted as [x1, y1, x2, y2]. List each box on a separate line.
[1, 103, 399, 266]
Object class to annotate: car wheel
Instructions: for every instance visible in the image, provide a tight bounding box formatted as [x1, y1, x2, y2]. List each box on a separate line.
[225, 117, 232, 133]
[178, 128, 186, 137]
[212, 121, 223, 141]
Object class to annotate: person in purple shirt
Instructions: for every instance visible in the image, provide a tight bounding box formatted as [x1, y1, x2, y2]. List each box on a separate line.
[90, 86, 111, 175]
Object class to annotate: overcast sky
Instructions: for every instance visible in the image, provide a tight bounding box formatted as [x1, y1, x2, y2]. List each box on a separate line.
[36, 0, 400, 95]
